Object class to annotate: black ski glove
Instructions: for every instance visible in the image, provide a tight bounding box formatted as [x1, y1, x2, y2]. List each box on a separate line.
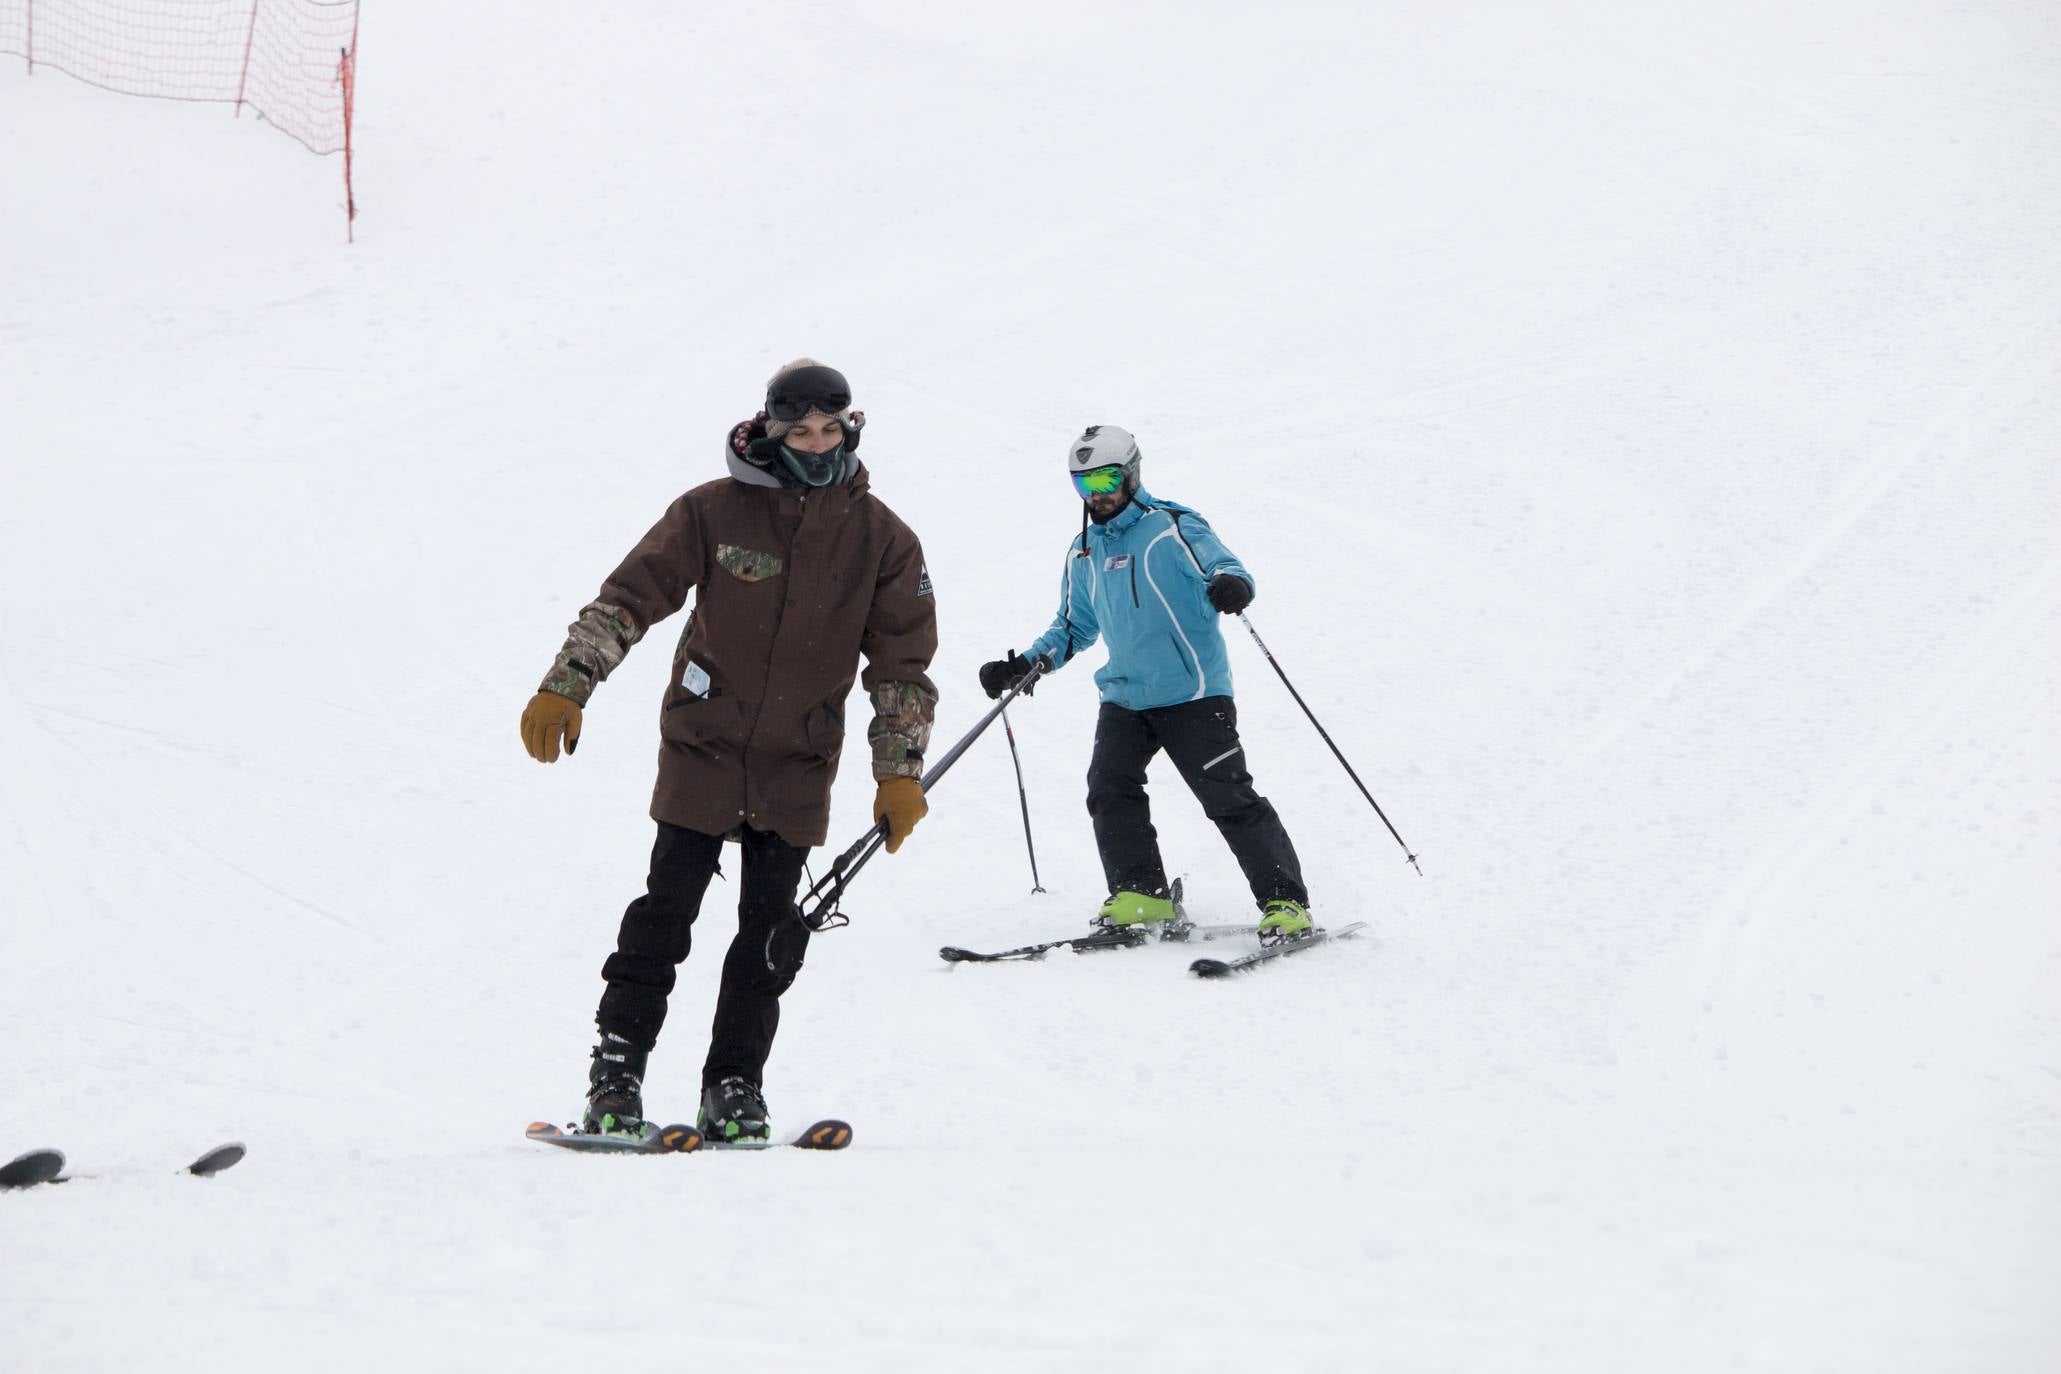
[1206, 573, 1254, 615]
[978, 651, 1045, 700]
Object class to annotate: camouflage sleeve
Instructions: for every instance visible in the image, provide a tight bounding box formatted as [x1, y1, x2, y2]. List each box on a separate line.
[537, 492, 703, 707]
[867, 680, 937, 780]
[538, 601, 644, 707]
[860, 517, 939, 779]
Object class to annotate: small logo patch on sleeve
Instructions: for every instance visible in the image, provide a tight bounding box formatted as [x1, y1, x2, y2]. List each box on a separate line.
[916, 564, 934, 597]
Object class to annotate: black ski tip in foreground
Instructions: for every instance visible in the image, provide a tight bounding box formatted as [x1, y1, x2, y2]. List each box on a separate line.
[187, 1143, 247, 1177]
[1, 1148, 65, 1190]
[4, 1144, 240, 1189]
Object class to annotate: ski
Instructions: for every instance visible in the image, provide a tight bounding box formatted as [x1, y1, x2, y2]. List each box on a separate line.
[700, 1119, 852, 1152]
[942, 877, 1236, 963]
[525, 1121, 702, 1154]
[1190, 922, 1368, 978]
[1, 1148, 64, 1189]
[187, 1143, 246, 1177]
[940, 926, 1145, 962]
[525, 1118, 849, 1154]
[2, 1143, 246, 1189]
[939, 920, 1261, 963]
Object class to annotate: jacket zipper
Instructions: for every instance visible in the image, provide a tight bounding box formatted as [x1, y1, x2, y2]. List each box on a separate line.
[1129, 556, 1140, 607]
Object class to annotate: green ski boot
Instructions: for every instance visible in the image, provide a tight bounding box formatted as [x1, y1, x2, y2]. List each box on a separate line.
[1096, 890, 1178, 928]
[1257, 899, 1314, 946]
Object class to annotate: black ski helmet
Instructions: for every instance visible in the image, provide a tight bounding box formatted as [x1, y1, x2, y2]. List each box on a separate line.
[756, 359, 864, 487]
[766, 363, 853, 424]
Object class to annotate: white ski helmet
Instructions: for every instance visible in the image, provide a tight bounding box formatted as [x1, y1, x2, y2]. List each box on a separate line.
[1067, 425, 1142, 499]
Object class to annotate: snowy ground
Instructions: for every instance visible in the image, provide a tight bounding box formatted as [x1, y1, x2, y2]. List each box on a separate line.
[4, 3, 2059, 1370]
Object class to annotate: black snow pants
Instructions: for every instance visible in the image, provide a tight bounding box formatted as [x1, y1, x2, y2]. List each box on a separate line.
[595, 822, 811, 1089]
[1086, 696, 1307, 909]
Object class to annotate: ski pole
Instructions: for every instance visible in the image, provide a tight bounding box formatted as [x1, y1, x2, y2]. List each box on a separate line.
[1002, 708, 1046, 893]
[790, 658, 1049, 936]
[1237, 614, 1422, 875]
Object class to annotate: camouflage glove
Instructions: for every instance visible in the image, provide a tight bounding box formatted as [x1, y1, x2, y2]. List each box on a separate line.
[521, 690, 582, 763]
[873, 776, 928, 854]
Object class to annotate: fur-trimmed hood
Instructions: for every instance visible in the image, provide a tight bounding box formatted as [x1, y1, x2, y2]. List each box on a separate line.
[724, 412, 863, 489]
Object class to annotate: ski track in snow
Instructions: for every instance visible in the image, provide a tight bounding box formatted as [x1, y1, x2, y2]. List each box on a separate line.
[4, 3, 2060, 1371]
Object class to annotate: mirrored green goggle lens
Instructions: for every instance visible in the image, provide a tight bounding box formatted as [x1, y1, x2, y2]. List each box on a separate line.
[1072, 465, 1127, 496]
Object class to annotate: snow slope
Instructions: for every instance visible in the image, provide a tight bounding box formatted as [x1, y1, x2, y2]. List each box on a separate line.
[3, 2, 2058, 1369]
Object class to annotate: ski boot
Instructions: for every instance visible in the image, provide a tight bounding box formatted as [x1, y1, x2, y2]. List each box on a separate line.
[699, 1076, 772, 1146]
[1093, 876, 1192, 938]
[1257, 898, 1315, 947]
[1095, 889, 1178, 929]
[581, 1031, 649, 1137]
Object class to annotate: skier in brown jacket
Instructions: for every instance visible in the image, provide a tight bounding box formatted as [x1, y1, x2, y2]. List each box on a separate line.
[520, 360, 938, 1145]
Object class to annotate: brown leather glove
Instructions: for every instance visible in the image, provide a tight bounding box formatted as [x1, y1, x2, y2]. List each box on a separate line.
[520, 690, 582, 762]
[873, 776, 928, 854]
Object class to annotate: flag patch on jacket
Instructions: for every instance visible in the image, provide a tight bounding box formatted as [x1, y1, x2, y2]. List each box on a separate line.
[1104, 554, 1132, 571]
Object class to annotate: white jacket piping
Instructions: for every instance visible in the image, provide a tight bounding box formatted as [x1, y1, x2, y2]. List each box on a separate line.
[1144, 526, 1207, 702]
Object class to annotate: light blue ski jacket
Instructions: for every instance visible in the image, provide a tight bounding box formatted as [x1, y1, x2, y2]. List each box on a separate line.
[1024, 488, 1252, 711]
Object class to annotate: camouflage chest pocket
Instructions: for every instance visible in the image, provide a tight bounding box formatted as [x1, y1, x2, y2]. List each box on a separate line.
[716, 544, 784, 583]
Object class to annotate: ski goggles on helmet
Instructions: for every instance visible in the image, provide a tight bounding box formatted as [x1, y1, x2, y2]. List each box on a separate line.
[1072, 464, 1128, 497]
[766, 365, 853, 422]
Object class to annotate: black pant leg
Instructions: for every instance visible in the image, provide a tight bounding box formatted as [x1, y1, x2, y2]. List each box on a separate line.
[1152, 697, 1308, 908]
[702, 826, 811, 1090]
[596, 822, 725, 1051]
[1086, 702, 1171, 897]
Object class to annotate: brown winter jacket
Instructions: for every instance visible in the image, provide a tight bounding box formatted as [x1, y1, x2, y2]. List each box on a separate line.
[538, 459, 937, 848]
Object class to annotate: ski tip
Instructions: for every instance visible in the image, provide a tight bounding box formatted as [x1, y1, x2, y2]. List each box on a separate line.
[658, 1123, 703, 1153]
[1, 1148, 67, 1189]
[1189, 958, 1233, 979]
[525, 1121, 565, 1141]
[793, 1119, 852, 1151]
[938, 946, 970, 962]
[187, 1143, 246, 1177]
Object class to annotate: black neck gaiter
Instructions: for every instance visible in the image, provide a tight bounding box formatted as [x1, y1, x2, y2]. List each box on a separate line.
[778, 441, 845, 488]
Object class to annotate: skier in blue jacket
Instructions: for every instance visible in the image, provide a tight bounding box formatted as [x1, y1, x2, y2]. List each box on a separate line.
[979, 426, 1313, 943]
